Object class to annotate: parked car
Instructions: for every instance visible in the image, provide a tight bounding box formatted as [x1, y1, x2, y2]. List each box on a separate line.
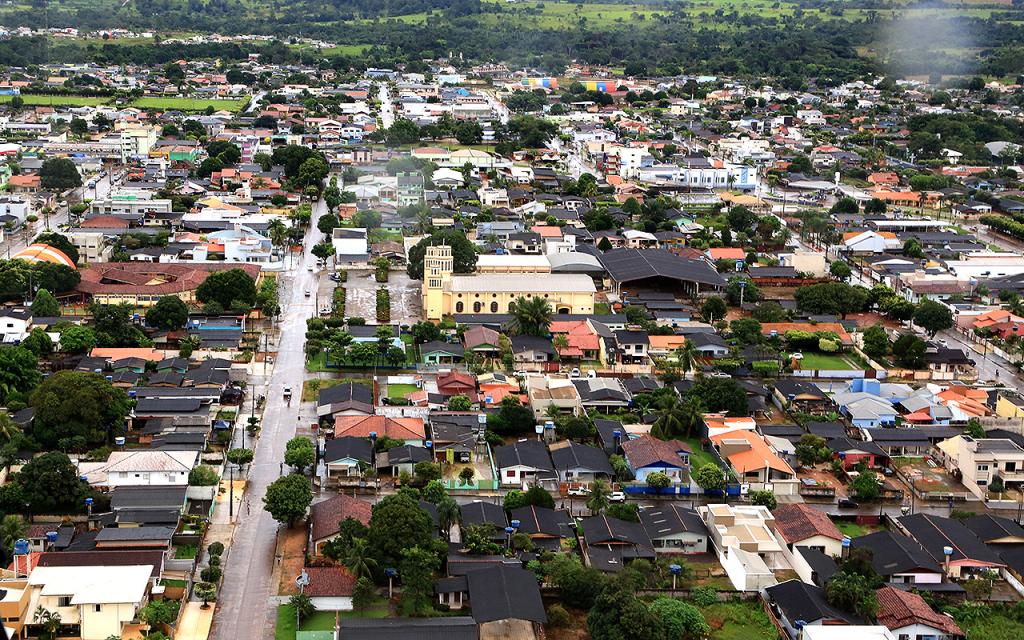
[304, 290, 311, 297]
[570, 368, 581, 378]
[567, 487, 588, 497]
[609, 491, 626, 503]
[837, 498, 859, 509]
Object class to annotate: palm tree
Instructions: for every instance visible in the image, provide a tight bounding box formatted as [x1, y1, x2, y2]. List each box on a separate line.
[267, 218, 288, 257]
[651, 394, 685, 440]
[675, 340, 700, 377]
[34, 606, 61, 640]
[0, 412, 22, 443]
[0, 515, 25, 566]
[586, 479, 611, 514]
[509, 296, 553, 337]
[341, 537, 378, 580]
[552, 333, 569, 361]
[436, 497, 460, 541]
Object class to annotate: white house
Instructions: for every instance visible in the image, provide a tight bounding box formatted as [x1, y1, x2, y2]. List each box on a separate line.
[80, 450, 199, 487]
[0, 307, 31, 343]
[27, 564, 153, 640]
[331, 227, 369, 258]
[700, 503, 787, 591]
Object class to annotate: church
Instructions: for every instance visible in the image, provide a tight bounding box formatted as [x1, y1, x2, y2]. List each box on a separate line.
[421, 245, 596, 322]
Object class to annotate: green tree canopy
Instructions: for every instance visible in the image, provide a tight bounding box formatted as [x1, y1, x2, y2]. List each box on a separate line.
[686, 376, 748, 416]
[58, 325, 96, 353]
[263, 473, 313, 526]
[196, 269, 257, 309]
[0, 346, 41, 403]
[367, 493, 435, 570]
[33, 232, 79, 265]
[406, 230, 478, 280]
[30, 288, 60, 317]
[145, 295, 189, 330]
[30, 371, 129, 448]
[913, 299, 953, 337]
[18, 451, 85, 513]
[39, 158, 82, 190]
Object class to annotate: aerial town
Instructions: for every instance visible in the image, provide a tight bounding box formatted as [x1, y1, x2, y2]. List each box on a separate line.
[1, 2, 1024, 640]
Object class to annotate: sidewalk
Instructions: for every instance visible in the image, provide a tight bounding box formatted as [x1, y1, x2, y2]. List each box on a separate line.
[177, 602, 215, 640]
[206, 479, 246, 549]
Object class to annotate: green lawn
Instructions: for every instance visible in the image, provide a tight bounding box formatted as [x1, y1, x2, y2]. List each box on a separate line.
[387, 383, 419, 400]
[131, 97, 248, 112]
[0, 94, 111, 106]
[835, 521, 881, 538]
[160, 578, 188, 588]
[173, 545, 197, 560]
[791, 352, 856, 371]
[301, 377, 369, 402]
[958, 612, 1024, 640]
[594, 302, 611, 315]
[682, 438, 718, 471]
[276, 600, 389, 640]
[369, 228, 403, 244]
[701, 601, 777, 640]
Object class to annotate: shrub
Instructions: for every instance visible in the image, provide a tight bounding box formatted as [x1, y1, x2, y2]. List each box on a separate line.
[819, 337, 839, 353]
[376, 288, 391, 323]
[752, 360, 780, 375]
[200, 566, 222, 583]
[188, 465, 219, 486]
[546, 604, 572, 628]
[208, 541, 225, 557]
[690, 585, 718, 607]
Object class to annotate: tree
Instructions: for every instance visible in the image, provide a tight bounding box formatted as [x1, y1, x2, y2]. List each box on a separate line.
[830, 260, 852, 281]
[34, 232, 80, 265]
[21, 328, 53, 358]
[367, 493, 434, 569]
[18, 451, 85, 512]
[406, 230, 478, 279]
[509, 296, 552, 336]
[195, 583, 217, 608]
[414, 460, 441, 484]
[39, 158, 82, 190]
[893, 333, 927, 368]
[30, 371, 129, 449]
[586, 479, 611, 514]
[794, 282, 869, 317]
[825, 572, 879, 620]
[296, 156, 329, 188]
[436, 496, 460, 541]
[830, 197, 860, 215]
[547, 554, 606, 609]
[686, 377, 748, 416]
[341, 537, 378, 579]
[226, 448, 254, 466]
[30, 288, 60, 317]
[352, 576, 375, 610]
[862, 324, 889, 360]
[965, 418, 986, 439]
[58, 325, 96, 353]
[649, 598, 710, 639]
[693, 463, 725, 492]
[188, 465, 219, 486]
[447, 395, 471, 411]
[316, 213, 340, 235]
[556, 416, 595, 441]
[0, 346, 41, 403]
[851, 471, 881, 501]
[795, 434, 832, 466]
[205, 140, 241, 165]
[145, 295, 189, 330]
[487, 396, 537, 437]
[263, 474, 313, 526]
[352, 210, 383, 230]
[701, 296, 727, 323]
[410, 321, 442, 344]
[398, 545, 438, 615]
[646, 471, 671, 490]
[730, 317, 763, 345]
[89, 303, 147, 347]
[864, 198, 887, 214]
[727, 205, 758, 233]
[459, 466, 475, 486]
[588, 582, 665, 640]
[284, 437, 315, 473]
[289, 593, 314, 623]
[725, 276, 760, 306]
[0, 514, 25, 566]
[33, 606, 62, 640]
[913, 299, 953, 337]
[196, 269, 256, 309]
[750, 490, 778, 509]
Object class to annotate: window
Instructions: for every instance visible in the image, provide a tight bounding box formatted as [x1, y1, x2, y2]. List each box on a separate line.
[58, 596, 72, 607]
[490, 302, 498, 313]
[506, 469, 515, 478]
[978, 464, 989, 472]
[1007, 462, 1017, 472]
[473, 302, 482, 313]
[455, 302, 464, 313]
[94, 604, 102, 612]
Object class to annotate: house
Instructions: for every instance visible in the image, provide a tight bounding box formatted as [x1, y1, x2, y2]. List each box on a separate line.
[685, 332, 730, 357]
[525, 376, 581, 418]
[436, 370, 477, 400]
[851, 530, 944, 586]
[419, 341, 464, 365]
[333, 416, 426, 446]
[511, 334, 556, 363]
[580, 514, 656, 571]
[613, 330, 650, 364]
[460, 500, 507, 538]
[80, 450, 198, 487]
[322, 437, 374, 486]
[25, 564, 154, 640]
[463, 325, 502, 357]
[620, 436, 691, 485]
[572, 377, 630, 410]
[379, 444, 431, 477]
[772, 503, 843, 556]
[964, 513, 1024, 545]
[700, 503, 784, 591]
[638, 504, 710, 554]
[317, 382, 374, 419]
[338, 618, 478, 640]
[309, 494, 373, 555]
[493, 440, 554, 487]
[828, 437, 888, 469]
[936, 435, 1024, 499]
[304, 567, 356, 612]
[711, 429, 796, 492]
[764, 580, 862, 640]
[702, 413, 757, 438]
[331, 227, 369, 258]
[509, 505, 573, 551]
[549, 440, 613, 483]
[875, 586, 963, 640]
[896, 513, 1005, 579]
[466, 564, 546, 626]
[773, 380, 832, 414]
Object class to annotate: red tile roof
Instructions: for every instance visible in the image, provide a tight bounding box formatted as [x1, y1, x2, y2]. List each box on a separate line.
[303, 566, 357, 597]
[309, 494, 372, 542]
[621, 435, 691, 469]
[772, 503, 843, 543]
[876, 586, 962, 636]
[333, 415, 426, 441]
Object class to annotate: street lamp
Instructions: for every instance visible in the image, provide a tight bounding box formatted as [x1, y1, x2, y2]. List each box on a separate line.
[385, 568, 397, 598]
[669, 563, 682, 590]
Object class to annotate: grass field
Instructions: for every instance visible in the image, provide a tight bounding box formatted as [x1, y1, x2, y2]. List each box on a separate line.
[275, 600, 389, 640]
[386, 383, 419, 400]
[0, 94, 111, 106]
[958, 612, 1024, 640]
[681, 437, 718, 471]
[701, 601, 777, 640]
[131, 97, 248, 112]
[791, 352, 856, 371]
[835, 521, 882, 538]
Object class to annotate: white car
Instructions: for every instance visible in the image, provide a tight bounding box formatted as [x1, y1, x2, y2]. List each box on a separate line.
[570, 368, 581, 378]
[567, 487, 588, 497]
[609, 491, 626, 503]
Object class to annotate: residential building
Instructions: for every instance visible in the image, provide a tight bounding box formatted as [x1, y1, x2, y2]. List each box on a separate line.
[493, 440, 554, 488]
[936, 435, 1024, 499]
[619, 435, 691, 485]
[896, 513, 1004, 579]
[875, 586, 964, 640]
[638, 504, 710, 554]
[851, 530, 943, 585]
[700, 503, 785, 591]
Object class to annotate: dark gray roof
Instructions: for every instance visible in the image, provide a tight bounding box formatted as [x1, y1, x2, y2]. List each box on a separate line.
[318, 382, 374, 407]
[95, 526, 175, 543]
[493, 440, 553, 472]
[897, 514, 1003, 566]
[460, 500, 507, 530]
[323, 436, 373, 463]
[765, 579, 861, 625]
[827, 437, 887, 458]
[599, 248, 726, 287]
[796, 546, 838, 586]
[110, 486, 187, 511]
[509, 505, 572, 538]
[466, 564, 547, 624]
[550, 441, 613, 475]
[385, 444, 431, 466]
[851, 530, 941, 577]
[964, 514, 1024, 543]
[581, 514, 653, 548]
[338, 617, 478, 640]
[639, 504, 708, 540]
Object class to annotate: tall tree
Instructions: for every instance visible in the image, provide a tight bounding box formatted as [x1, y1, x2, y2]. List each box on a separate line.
[145, 295, 189, 330]
[18, 451, 85, 512]
[196, 269, 257, 309]
[30, 289, 60, 317]
[262, 474, 313, 526]
[509, 296, 553, 337]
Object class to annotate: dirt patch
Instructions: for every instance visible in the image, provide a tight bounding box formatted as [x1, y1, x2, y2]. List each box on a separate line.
[278, 524, 309, 596]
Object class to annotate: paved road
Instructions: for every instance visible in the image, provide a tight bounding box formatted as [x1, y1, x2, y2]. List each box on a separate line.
[210, 197, 325, 640]
[378, 83, 394, 130]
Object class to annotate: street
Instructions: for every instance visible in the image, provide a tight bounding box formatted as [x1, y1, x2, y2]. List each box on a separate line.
[378, 83, 394, 130]
[210, 196, 326, 640]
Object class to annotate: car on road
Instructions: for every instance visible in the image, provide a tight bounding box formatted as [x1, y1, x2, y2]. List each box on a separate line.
[304, 290, 311, 297]
[609, 491, 626, 503]
[307, 265, 314, 272]
[567, 487, 588, 497]
[570, 368, 581, 378]
[837, 498, 859, 509]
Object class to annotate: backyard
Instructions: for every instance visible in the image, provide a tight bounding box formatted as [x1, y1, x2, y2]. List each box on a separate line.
[275, 599, 389, 640]
[131, 96, 249, 112]
[300, 377, 370, 402]
[702, 601, 777, 640]
[789, 352, 856, 371]
[834, 520, 883, 538]
[386, 383, 419, 401]
[681, 437, 718, 470]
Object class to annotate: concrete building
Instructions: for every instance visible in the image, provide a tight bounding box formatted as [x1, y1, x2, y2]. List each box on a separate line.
[26, 564, 153, 640]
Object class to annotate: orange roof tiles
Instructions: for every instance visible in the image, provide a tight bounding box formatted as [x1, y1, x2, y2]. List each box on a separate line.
[333, 416, 425, 441]
[711, 429, 794, 475]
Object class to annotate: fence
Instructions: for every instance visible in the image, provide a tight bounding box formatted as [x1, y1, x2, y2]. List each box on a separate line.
[442, 478, 499, 491]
